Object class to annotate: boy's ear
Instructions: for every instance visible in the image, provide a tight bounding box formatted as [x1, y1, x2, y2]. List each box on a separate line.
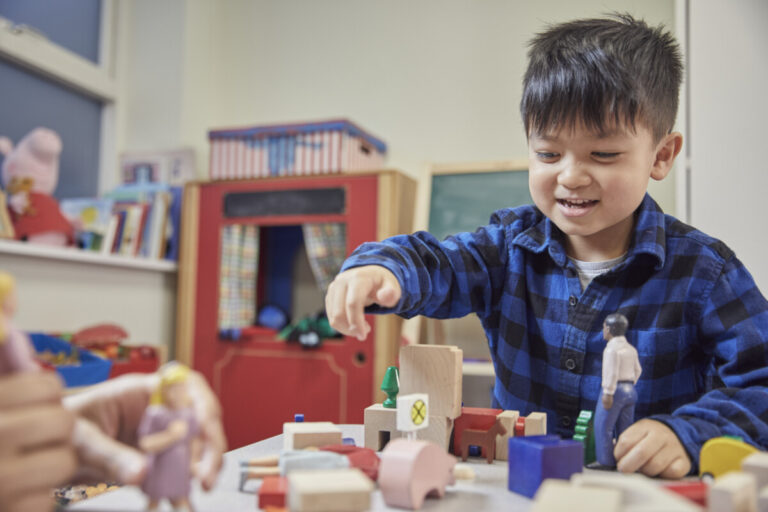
[650, 132, 683, 181]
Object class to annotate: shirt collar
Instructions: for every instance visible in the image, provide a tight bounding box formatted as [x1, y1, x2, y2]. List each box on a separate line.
[512, 194, 667, 270]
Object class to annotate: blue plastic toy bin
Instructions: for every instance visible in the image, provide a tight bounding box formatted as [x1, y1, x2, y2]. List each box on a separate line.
[29, 333, 112, 387]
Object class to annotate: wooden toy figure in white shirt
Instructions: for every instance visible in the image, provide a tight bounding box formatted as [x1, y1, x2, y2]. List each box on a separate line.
[594, 313, 642, 467]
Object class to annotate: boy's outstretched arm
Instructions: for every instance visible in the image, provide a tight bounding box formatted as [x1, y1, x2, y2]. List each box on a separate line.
[619, 255, 768, 477]
[326, 265, 402, 340]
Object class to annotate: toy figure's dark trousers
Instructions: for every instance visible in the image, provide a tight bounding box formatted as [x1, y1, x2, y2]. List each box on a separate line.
[595, 381, 637, 467]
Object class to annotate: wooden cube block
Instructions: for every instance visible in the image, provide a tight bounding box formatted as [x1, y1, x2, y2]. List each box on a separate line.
[742, 452, 768, 490]
[364, 404, 400, 451]
[258, 476, 287, 509]
[758, 486, 768, 512]
[288, 468, 373, 512]
[495, 410, 519, 461]
[283, 422, 342, 451]
[708, 471, 757, 512]
[525, 412, 547, 436]
[364, 403, 451, 451]
[399, 345, 463, 419]
[532, 479, 622, 512]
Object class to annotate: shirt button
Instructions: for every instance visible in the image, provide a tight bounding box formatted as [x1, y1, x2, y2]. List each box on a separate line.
[569, 296, 577, 306]
[560, 416, 572, 427]
[565, 359, 576, 371]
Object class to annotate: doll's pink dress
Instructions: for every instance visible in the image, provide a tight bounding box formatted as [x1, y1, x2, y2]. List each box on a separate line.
[138, 405, 199, 501]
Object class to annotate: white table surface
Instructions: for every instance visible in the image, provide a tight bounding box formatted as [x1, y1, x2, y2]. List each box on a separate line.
[67, 424, 537, 511]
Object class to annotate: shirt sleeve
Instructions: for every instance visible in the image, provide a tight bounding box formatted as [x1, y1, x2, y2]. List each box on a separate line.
[649, 255, 768, 473]
[339, 221, 509, 320]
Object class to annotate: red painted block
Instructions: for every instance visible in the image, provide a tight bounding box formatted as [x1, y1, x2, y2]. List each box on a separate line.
[258, 476, 287, 509]
[662, 481, 708, 507]
[515, 417, 526, 437]
[320, 444, 380, 481]
[452, 407, 502, 457]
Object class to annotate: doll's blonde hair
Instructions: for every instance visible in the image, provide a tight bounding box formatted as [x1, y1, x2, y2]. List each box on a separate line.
[150, 363, 190, 405]
[0, 272, 15, 304]
[0, 272, 15, 341]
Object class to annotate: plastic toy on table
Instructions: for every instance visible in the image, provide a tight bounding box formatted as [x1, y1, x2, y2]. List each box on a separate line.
[594, 313, 642, 468]
[137, 363, 200, 512]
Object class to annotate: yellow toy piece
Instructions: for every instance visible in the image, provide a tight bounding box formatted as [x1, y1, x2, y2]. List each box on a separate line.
[699, 436, 759, 479]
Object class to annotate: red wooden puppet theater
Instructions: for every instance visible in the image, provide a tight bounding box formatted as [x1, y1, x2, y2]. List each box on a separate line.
[175, 170, 415, 448]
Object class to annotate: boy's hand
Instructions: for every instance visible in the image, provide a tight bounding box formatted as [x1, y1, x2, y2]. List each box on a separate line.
[326, 266, 401, 340]
[0, 372, 77, 512]
[613, 419, 691, 478]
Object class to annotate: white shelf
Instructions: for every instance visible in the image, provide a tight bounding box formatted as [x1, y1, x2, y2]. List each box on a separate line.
[0, 238, 177, 273]
[463, 360, 495, 377]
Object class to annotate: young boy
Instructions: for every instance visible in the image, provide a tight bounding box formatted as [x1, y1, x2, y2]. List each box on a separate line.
[325, 14, 768, 479]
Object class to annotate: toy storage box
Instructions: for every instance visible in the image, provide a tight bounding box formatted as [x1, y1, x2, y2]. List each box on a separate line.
[208, 119, 387, 180]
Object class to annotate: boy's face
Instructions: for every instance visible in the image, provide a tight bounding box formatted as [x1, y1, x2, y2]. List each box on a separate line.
[528, 121, 680, 261]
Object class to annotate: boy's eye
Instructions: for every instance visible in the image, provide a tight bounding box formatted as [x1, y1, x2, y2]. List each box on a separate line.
[592, 152, 620, 159]
[536, 152, 559, 161]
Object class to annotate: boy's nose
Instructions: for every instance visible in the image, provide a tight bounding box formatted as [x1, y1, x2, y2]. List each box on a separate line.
[557, 161, 591, 188]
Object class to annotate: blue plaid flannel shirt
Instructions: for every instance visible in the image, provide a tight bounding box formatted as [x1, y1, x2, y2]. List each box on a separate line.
[341, 194, 768, 471]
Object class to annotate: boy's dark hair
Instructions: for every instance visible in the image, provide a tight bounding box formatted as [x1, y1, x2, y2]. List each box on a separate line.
[521, 13, 682, 142]
[604, 313, 629, 337]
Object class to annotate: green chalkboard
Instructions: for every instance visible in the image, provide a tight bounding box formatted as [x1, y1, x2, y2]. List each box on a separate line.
[428, 169, 532, 241]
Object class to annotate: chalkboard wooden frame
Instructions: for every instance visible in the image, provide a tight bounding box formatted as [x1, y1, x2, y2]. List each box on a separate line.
[425, 159, 530, 242]
[402, 160, 529, 347]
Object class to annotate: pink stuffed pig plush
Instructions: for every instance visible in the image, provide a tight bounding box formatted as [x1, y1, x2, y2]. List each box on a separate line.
[0, 127, 73, 246]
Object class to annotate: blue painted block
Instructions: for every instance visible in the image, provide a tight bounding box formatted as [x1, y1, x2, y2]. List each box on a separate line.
[507, 435, 583, 498]
[342, 437, 356, 446]
[294, 414, 305, 423]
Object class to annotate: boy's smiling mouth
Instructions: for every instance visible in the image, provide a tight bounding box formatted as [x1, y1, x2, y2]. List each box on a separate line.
[557, 198, 599, 216]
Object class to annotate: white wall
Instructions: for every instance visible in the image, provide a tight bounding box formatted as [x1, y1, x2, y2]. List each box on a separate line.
[688, 0, 768, 292]
[113, 0, 678, 356]
[118, 0, 677, 214]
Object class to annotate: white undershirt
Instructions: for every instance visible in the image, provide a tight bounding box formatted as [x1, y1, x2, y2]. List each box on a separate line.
[568, 253, 627, 291]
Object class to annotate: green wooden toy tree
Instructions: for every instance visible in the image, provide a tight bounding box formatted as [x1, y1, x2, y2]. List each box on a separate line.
[381, 366, 400, 408]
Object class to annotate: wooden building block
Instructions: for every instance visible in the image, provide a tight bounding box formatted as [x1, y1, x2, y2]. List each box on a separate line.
[420, 416, 452, 451]
[508, 435, 583, 498]
[572, 472, 703, 512]
[708, 471, 757, 512]
[515, 416, 526, 437]
[663, 481, 709, 508]
[758, 486, 768, 512]
[742, 452, 768, 490]
[258, 476, 287, 509]
[495, 410, 519, 461]
[525, 412, 547, 436]
[531, 479, 622, 512]
[461, 418, 506, 463]
[283, 422, 342, 451]
[378, 438, 456, 510]
[452, 407, 502, 457]
[365, 403, 452, 451]
[288, 468, 373, 512]
[364, 404, 400, 451]
[399, 345, 463, 419]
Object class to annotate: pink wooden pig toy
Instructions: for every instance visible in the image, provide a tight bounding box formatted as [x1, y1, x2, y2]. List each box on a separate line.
[0, 127, 73, 246]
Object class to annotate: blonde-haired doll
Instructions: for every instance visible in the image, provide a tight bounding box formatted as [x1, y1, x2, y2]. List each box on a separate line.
[138, 363, 200, 511]
[0, 271, 38, 373]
